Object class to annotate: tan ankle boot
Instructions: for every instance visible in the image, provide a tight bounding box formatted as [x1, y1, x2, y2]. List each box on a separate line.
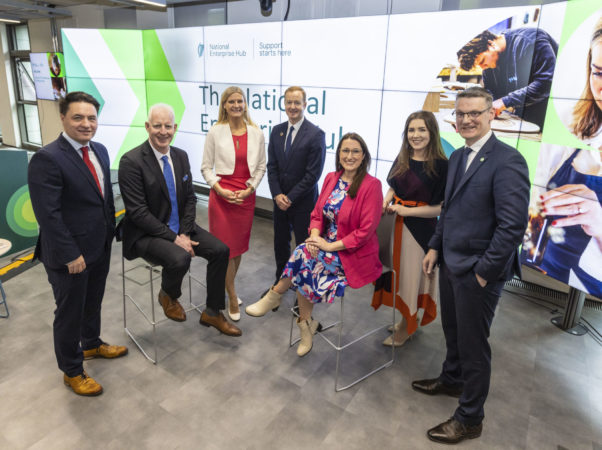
[245, 288, 282, 317]
[296, 318, 322, 356]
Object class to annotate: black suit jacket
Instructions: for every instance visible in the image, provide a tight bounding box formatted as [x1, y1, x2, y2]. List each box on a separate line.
[428, 134, 530, 282]
[118, 140, 197, 260]
[266, 119, 326, 211]
[28, 134, 115, 270]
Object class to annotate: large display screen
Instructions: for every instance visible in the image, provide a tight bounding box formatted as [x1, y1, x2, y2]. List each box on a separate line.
[62, 0, 602, 298]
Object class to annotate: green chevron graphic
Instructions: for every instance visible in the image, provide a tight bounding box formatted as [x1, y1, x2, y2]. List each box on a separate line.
[62, 34, 105, 113]
[6, 185, 38, 238]
[142, 30, 185, 126]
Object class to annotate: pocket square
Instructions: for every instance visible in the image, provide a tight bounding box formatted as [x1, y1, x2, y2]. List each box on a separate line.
[183, 174, 189, 181]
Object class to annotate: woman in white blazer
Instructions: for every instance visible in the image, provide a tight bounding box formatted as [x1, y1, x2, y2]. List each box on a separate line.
[201, 86, 266, 322]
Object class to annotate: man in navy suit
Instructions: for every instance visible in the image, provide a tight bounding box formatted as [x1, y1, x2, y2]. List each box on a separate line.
[118, 104, 241, 337]
[416, 87, 530, 444]
[28, 92, 127, 397]
[246, 86, 325, 316]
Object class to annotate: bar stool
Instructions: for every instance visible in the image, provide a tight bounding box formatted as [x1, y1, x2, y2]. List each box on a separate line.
[289, 213, 397, 391]
[0, 239, 12, 319]
[121, 256, 205, 364]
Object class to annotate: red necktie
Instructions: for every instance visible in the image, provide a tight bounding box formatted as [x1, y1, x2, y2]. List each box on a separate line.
[81, 146, 103, 197]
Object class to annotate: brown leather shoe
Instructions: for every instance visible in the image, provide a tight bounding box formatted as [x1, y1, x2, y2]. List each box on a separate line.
[411, 377, 463, 398]
[199, 311, 242, 336]
[427, 417, 482, 444]
[83, 343, 129, 360]
[158, 289, 186, 322]
[63, 371, 103, 396]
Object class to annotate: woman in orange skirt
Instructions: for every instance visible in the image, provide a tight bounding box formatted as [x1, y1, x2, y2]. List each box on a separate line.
[201, 86, 266, 322]
[372, 110, 448, 346]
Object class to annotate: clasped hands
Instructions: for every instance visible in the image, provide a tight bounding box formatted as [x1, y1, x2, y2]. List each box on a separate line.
[216, 185, 254, 205]
[305, 235, 332, 258]
[275, 194, 292, 211]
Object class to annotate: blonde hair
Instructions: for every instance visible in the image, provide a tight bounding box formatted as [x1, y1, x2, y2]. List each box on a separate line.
[571, 17, 602, 139]
[217, 86, 257, 126]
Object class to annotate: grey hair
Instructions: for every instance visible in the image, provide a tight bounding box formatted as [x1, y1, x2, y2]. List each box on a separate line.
[147, 103, 176, 123]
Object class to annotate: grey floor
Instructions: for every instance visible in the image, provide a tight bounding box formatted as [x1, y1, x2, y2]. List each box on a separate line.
[1, 200, 602, 450]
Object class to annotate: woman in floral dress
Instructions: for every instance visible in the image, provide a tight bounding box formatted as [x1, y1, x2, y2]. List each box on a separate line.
[248, 133, 383, 356]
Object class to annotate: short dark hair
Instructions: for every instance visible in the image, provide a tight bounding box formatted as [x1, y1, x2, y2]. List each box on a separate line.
[457, 30, 497, 71]
[59, 91, 100, 115]
[456, 86, 493, 109]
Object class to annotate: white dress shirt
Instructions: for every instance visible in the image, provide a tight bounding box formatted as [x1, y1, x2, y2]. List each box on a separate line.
[465, 130, 493, 172]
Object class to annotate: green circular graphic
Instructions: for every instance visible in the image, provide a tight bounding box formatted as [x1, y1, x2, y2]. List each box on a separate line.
[6, 185, 38, 237]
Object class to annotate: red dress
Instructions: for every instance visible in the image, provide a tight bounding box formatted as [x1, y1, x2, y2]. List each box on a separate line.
[208, 133, 255, 259]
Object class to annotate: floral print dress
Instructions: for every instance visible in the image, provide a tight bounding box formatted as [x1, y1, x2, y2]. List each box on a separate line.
[282, 178, 349, 304]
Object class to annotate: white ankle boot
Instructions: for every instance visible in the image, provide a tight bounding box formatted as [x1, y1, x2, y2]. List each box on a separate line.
[296, 318, 322, 356]
[245, 288, 282, 317]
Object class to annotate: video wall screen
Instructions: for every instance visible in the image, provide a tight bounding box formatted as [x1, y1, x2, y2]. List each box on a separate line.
[30, 52, 67, 100]
[62, 0, 602, 298]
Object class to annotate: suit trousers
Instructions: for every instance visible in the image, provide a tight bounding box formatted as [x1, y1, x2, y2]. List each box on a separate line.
[438, 260, 504, 426]
[273, 204, 311, 281]
[133, 224, 229, 311]
[44, 249, 110, 377]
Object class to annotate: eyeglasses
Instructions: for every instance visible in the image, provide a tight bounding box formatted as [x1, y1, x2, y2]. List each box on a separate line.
[340, 149, 362, 156]
[453, 108, 490, 120]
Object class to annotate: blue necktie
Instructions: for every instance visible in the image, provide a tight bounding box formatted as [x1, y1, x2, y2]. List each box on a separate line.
[161, 155, 179, 234]
[284, 126, 294, 154]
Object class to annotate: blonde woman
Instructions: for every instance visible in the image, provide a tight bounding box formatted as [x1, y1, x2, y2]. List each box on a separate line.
[201, 86, 266, 321]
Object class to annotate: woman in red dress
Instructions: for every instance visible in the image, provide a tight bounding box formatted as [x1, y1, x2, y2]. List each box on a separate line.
[201, 86, 266, 322]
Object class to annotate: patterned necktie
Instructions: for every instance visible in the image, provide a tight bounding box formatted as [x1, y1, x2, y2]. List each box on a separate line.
[81, 146, 103, 197]
[161, 155, 180, 234]
[284, 125, 294, 154]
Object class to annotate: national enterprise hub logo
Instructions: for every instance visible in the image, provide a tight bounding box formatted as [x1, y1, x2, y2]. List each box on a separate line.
[197, 43, 204, 57]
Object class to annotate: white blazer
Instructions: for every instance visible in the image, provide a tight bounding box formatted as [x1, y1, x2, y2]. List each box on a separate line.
[201, 123, 266, 189]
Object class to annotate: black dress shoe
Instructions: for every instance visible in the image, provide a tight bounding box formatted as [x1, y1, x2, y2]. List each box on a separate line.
[427, 418, 482, 444]
[411, 377, 463, 397]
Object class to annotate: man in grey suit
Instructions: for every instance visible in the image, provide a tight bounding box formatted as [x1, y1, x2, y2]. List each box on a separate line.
[246, 86, 325, 316]
[416, 87, 530, 444]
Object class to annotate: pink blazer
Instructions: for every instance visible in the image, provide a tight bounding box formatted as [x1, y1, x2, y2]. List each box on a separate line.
[309, 171, 383, 288]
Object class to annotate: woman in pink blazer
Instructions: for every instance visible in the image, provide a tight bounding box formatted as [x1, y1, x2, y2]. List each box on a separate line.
[249, 132, 383, 356]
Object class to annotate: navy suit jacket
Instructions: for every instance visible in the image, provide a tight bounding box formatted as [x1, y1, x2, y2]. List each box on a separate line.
[267, 119, 326, 211]
[28, 134, 116, 270]
[118, 141, 197, 260]
[428, 134, 530, 282]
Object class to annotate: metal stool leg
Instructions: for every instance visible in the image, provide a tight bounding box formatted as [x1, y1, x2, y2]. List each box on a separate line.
[0, 280, 9, 318]
[122, 257, 206, 364]
[291, 270, 396, 392]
